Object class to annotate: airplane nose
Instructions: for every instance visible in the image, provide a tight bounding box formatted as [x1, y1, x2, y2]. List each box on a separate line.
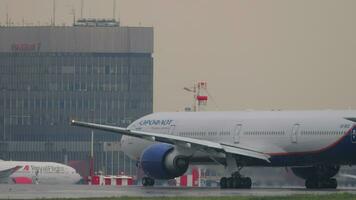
[74, 173, 82, 184]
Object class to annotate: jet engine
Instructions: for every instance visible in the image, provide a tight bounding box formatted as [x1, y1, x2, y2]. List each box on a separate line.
[140, 143, 189, 179]
[291, 165, 340, 180]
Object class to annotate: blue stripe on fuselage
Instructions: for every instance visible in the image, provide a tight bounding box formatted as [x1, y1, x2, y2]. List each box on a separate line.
[268, 126, 356, 166]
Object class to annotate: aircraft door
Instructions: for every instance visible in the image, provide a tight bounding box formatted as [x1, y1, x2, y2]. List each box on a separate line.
[169, 124, 176, 135]
[234, 124, 243, 144]
[351, 128, 356, 143]
[291, 123, 300, 143]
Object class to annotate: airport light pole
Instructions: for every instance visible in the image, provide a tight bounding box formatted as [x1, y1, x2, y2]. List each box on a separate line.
[89, 110, 95, 182]
[90, 129, 94, 179]
[2, 89, 5, 141]
[184, 81, 213, 112]
[111, 148, 114, 176]
[117, 151, 122, 176]
[3, 116, 5, 141]
[123, 153, 126, 175]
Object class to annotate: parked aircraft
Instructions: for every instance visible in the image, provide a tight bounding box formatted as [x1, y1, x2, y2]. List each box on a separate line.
[0, 160, 82, 184]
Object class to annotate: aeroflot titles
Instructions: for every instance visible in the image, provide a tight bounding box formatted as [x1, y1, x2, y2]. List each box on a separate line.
[139, 119, 174, 126]
[23, 165, 65, 173]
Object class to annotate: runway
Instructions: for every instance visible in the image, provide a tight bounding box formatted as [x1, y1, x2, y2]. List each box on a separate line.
[1, 185, 356, 199]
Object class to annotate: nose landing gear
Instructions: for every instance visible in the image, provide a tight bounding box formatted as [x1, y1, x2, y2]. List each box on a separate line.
[142, 177, 155, 186]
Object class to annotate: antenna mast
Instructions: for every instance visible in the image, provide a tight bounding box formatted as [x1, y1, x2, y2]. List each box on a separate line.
[70, 8, 76, 25]
[6, 4, 9, 27]
[52, 0, 56, 26]
[80, 0, 84, 19]
[113, 0, 116, 19]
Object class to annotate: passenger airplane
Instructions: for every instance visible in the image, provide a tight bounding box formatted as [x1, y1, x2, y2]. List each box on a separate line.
[0, 160, 82, 184]
[71, 110, 356, 189]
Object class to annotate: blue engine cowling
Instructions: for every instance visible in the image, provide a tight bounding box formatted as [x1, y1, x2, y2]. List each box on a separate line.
[140, 143, 189, 179]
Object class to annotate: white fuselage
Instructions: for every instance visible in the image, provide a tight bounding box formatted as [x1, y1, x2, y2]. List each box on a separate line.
[0, 161, 82, 184]
[121, 110, 356, 166]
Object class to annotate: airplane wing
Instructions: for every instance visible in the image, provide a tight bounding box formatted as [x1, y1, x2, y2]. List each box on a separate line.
[71, 120, 270, 163]
[339, 173, 356, 179]
[0, 166, 21, 183]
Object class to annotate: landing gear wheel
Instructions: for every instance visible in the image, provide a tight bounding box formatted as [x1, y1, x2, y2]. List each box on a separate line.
[220, 177, 227, 189]
[329, 178, 337, 189]
[242, 177, 252, 189]
[305, 179, 318, 189]
[305, 178, 337, 189]
[142, 177, 155, 186]
[148, 178, 155, 186]
[232, 178, 239, 188]
[142, 177, 149, 186]
[226, 177, 233, 188]
[220, 176, 252, 189]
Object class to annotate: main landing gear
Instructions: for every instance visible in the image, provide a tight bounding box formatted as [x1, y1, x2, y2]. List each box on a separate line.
[305, 178, 337, 189]
[142, 177, 155, 186]
[220, 171, 252, 189]
[220, 154, 252, 189]
[291, 165, 339, 189]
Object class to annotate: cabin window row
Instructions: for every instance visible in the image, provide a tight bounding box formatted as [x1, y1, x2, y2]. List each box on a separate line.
[179, 132, 206, 137]
[244, 131, 285, 136]
[300, 130, 343, 136]
[178, 131, 230, 137]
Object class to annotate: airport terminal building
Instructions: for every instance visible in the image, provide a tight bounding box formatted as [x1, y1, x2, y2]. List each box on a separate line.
[0, 23, 153, 178]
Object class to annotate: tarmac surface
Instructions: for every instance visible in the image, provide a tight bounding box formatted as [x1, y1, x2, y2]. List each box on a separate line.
[1, 184, 356, 199]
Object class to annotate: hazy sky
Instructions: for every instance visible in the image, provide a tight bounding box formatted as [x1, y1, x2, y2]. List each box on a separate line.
[1, 0, 356, 112]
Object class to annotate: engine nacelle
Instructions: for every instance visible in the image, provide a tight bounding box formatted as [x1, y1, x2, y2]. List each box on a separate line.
[291, 165, 340, 180]
[140, 143, 189, 179]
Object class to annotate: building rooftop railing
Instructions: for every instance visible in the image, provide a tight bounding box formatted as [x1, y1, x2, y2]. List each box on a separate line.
[73, 18, 120, 27]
